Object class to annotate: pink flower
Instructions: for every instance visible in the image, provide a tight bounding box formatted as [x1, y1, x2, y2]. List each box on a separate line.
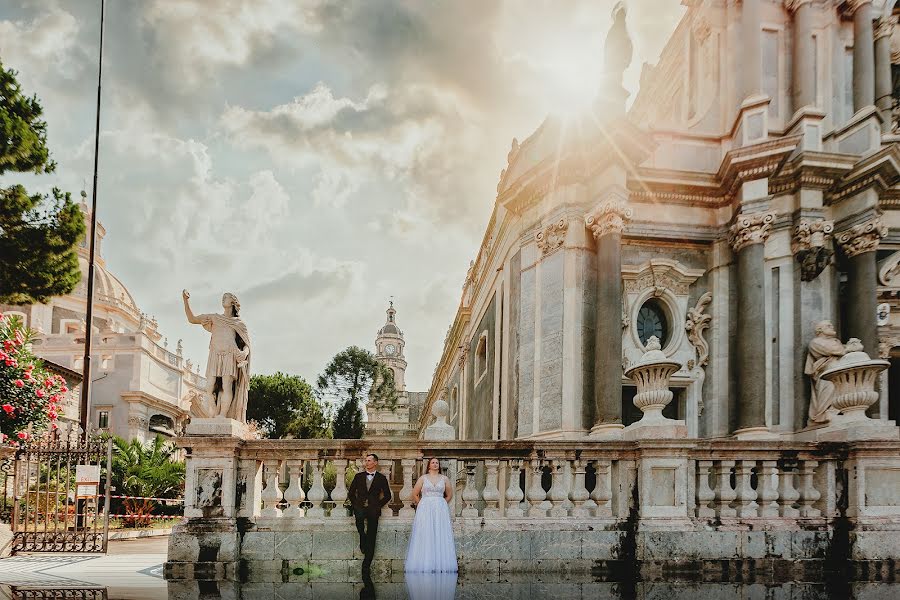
[14, 380, 24, 388]
[35, 389, 45, 399]
[2, 404, 14, 414]
[43, 379, 54, 388]
[16, 432, 27, 440]
[5, 359, 17, 367]
[51, 423, 58, 431]
[60, 386, 68, 393]
[48, 411, 58, 420]
[50, 395, 60, 403]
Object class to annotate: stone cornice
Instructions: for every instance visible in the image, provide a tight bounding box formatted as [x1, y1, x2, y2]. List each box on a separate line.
[836, 215, 888, 257]
[716, 135, 802, 201]
[729, 212, 775, 252]
[828, 145, 900, 204]
[769, 151, 857, 195]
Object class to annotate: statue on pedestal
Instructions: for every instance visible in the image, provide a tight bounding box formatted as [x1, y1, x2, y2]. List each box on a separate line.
[182, 290, 251, 422]
[805, 320, 845, 424]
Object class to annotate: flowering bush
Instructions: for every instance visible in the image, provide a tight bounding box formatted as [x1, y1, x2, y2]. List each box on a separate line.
[0, 313, 64, 445]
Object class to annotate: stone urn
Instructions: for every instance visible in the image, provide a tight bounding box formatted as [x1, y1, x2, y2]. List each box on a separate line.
[423, 399, 455, 440]
[624, 336, 682, 424]
[821, 338, 889, 421]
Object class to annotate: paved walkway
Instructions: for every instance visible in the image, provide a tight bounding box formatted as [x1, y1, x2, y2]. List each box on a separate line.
[0, 537, 167, 600]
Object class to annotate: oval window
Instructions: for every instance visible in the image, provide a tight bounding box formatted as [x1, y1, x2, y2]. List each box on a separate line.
[636, 299, 669, 347]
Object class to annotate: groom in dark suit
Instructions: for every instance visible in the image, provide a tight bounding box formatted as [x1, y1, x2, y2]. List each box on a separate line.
[348, 453, 392, 570]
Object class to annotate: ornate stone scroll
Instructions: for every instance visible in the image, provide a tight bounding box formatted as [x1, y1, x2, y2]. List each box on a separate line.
[729, 212, 775, 253]
[536, 219, 568, 255]
[585, 197, 632, 240]
[685, 292, 713, 367]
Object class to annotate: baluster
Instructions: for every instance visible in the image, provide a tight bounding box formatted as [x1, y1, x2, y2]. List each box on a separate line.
[399, 459, 416, 518]
[569, 459, 590, 518]
[736, 460, 758, 518]
[260, 460, 284, 518]
[482, 460, 502, 518]
[591, 460, 612, 518]
[695, 460, 715, 518]
[548, 459, 569, 517]
[461, 460, 480, 517]
[505, 459, 525, 517]
[306, 460, 326, 517]
[778, 463, 800, 518]
[757, 460, 779, 517]
[798, 460, 821, 518]
[330, 459, 349, 518]
[379, 463, 394, 517]
[715, 460, 737, 518]
[527, 459, 547, 517]
[282, 460, 305, 518]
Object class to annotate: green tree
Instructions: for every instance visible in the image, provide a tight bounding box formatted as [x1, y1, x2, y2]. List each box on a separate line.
[317, 346, 398, 439]
[247, 372, 329, 439]
[0, 61, 84, 304]
[111, 435, 185, 527]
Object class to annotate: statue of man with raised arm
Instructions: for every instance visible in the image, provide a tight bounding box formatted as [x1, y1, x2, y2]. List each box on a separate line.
[182, 290, 251, 422]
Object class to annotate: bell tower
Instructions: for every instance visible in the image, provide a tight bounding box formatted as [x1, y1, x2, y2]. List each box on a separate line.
[366, 300, 415, 439]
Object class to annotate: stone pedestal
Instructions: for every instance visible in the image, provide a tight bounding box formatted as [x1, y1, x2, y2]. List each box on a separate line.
[185, 417, 250, 439]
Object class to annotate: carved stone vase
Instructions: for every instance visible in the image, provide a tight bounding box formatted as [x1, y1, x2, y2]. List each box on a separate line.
[624, 336, 681, 423]
[821, 339, 889, 421]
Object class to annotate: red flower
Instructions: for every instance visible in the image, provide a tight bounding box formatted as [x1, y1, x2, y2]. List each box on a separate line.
[2, 404, 13, 414]
[43, 378, 54, 388]
[48, 411, 58, 420]
[16, 432, 27, 440]
[35, 389, 45, 399]
[60, 386, 68, 393]
[50, 395, 60, 403]
[5, 359, 17, 367]
[14, 380, 24, 388]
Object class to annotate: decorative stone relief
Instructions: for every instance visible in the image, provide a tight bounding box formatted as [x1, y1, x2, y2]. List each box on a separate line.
[197, 469, 223, 515]
[729, 212, 775, 253]
[684, 292, 712, 367]
[878, 335, 900, 359]
[535, 219, 568, 255]
[784, 0, 812, 13]
[875, 16, 896, 41]
[127, 416, 148, 430]
[691, 14, 711, 43]
[792, 219, 834, 282]
[836, 217, 888, 258]
[585, 197, 632, 240]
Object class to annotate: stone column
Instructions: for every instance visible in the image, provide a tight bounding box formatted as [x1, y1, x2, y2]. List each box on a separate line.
[874, 16, 895, 130]
[585, 189, 632, 437]
[850, 0, 876, 112]
[729, 212, 775, 436]
[742, 0, 763, 99]
[788, 0, 815, 111]
[837, 216, 887, 359]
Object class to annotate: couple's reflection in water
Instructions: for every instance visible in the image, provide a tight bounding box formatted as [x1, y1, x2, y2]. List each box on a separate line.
[360, 570, 458, 600]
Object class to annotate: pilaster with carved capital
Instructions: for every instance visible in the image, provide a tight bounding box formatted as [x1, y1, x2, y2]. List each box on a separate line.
[585, 196, 632, 240]
[729, 212, 775, 253]
[841, 0, 873, 17]
[875, 16, 896, 41]
[836, 217, 888, 258]
[792, 219, 834, 282]
[783, 0, 811, 13]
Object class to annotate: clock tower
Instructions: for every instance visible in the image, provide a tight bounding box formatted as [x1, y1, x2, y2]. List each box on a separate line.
[374, 301, 407, 391]
[366, 301, 419, 439]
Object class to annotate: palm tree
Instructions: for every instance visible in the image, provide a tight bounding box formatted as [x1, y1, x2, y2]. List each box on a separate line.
[111, 435, 184, 527]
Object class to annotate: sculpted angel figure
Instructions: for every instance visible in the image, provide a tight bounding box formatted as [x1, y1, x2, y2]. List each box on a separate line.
[805, 320, 845, 424]
[182, 290, 251, 422]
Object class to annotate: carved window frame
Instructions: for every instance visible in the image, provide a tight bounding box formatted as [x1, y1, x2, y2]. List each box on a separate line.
[629, 288, 684, 357]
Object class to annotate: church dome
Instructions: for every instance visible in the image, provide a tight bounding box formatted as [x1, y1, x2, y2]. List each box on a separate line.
[71, 254, 142, 327]
[379, 322, 401, 335]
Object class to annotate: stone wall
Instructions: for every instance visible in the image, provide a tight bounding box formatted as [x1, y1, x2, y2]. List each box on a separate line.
[466, 294, 495, 440]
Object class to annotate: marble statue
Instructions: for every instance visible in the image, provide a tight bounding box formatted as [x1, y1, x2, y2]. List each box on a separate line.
[182, 290, 251, 422]
[603, 2, 633, 89]
[805, 320, 845, 424]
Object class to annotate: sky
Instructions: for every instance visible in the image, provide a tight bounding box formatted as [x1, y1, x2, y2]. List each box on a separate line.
[0, 0, 684, 392]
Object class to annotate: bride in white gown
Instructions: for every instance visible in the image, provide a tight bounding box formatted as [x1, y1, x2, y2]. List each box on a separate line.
[404, 457, 458, 573]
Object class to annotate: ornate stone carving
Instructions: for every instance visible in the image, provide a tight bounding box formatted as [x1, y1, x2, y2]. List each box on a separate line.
[784, 0, 812, 12]
[685, 292, 713, 367]
[878, 250, 900, 285]
[791, 219, 834, 282]
[536, 219, 568, 255]
[585, 197, 632, 240]
[127, 416, 147, 430]
[836, 217, 888, 258]
[729, 212, 775, 253]
[197, 469, 223, 515]
[821, 339, 889, 420]
[878, 335, 900, 359]
[622, 259, 702, 297]
[841, 0, 873, 17]
[691, 15, 711, 42]
[183, 289, 252, 422]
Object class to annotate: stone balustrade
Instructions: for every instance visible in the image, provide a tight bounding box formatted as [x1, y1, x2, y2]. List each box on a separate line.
[167, 434, 900, 582]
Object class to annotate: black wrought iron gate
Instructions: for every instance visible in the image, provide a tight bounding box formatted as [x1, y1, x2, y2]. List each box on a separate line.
[11, 430, 112, 553]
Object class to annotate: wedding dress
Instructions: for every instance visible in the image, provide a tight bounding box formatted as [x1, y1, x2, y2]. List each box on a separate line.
[404, 475, 458, 573]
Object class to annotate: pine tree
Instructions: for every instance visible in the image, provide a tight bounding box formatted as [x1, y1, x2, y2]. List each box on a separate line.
[0, 61, 84, 304]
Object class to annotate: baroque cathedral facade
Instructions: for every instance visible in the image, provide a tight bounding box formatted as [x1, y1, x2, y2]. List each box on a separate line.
[420, 0, 900, 442]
